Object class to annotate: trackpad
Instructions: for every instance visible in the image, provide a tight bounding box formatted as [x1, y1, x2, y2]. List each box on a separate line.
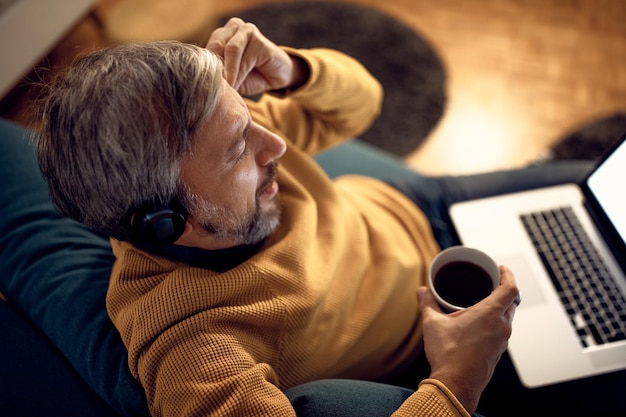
[498, 255, 548, 308]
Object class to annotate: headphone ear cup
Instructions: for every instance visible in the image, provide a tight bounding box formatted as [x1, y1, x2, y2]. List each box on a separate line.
[131, 203, 188, 246]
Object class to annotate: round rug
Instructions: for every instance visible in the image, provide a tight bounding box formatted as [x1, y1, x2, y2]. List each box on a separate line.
[218, 1, 447, 157]
[551, 113, 626, 161]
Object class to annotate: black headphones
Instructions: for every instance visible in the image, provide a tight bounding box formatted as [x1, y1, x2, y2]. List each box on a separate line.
[128, 199, 188, 246]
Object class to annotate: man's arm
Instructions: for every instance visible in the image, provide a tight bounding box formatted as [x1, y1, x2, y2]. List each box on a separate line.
[137, 325, 298, 417]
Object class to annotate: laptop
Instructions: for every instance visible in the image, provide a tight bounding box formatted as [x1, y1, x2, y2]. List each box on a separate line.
[449, 134, 626, 388]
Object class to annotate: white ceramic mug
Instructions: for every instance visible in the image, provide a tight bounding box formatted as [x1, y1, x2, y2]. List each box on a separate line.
[428, 246, 500, 312]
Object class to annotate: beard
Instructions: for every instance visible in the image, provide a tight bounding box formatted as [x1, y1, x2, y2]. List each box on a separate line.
[231, 194, 281, 245]
[190, 162, 281, 246]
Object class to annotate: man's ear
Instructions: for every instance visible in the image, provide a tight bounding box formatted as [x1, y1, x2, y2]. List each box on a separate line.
[174, 221, 194, 244]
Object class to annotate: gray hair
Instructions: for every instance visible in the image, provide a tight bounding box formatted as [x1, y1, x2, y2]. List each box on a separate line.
[35, 40, 224, 241]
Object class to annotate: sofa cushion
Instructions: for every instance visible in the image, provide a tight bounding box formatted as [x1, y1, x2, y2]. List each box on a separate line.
[0, 119, 149, 416]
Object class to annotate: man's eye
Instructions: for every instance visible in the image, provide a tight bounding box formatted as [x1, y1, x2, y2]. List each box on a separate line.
[235, 141, 248, 162]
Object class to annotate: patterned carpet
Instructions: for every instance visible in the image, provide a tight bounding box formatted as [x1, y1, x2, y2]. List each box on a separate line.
[550, 113, 626, 161]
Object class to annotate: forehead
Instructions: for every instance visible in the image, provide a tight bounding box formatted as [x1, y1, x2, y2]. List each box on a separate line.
[214, 85, 248, 124]
[187, 85, 248, 161]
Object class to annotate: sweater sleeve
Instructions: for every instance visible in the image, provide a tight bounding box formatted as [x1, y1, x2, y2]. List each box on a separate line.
[392, 379, 473, 417]
[247, 47, 383, 155]
[107, 242, 299, 417]
[137, 317, 297, 417]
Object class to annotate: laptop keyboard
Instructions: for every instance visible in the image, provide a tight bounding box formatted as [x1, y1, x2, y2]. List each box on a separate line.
[520, 206, 626, 348]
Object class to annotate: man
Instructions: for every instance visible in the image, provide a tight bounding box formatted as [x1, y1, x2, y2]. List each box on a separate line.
[35, 18, 587, 417]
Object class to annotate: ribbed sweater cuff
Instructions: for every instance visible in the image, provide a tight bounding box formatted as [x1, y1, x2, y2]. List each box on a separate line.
[418, 379, 471, 417]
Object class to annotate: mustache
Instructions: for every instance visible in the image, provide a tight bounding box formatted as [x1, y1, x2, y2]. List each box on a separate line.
[257, 160, 279, 196]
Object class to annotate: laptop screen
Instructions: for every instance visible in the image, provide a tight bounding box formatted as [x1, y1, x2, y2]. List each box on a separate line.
[586, 137, 626, 246]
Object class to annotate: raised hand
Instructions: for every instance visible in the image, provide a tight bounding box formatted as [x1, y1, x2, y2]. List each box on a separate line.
[206, 18, 306, 96]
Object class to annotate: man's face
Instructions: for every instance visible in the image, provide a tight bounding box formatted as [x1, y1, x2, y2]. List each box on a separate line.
[180, 84, 287, 248]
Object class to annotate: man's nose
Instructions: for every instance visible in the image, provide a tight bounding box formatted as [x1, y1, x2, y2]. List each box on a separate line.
[255, 126, 286, 166]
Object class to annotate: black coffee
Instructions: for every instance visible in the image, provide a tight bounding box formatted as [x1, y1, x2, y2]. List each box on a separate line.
[434, 261, 493, 308]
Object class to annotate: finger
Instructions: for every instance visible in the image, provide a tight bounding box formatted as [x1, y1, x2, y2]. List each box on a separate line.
[503, 265, 522, 307]
[205, 28, 227, 56]
[503, 300, 518, 322]
[227, 22, 275, 92]
[222, 22, 266, 90]
[494, 266, 522, 323]
[417, 286, 443, 316]
[224, 28, 259, 89]
[499, 265, 522, 308]
[206, 18, 242, 56]
[486, 266, 519, 308]
[206, 18, 251, 88]
[222, 41, 245, 88]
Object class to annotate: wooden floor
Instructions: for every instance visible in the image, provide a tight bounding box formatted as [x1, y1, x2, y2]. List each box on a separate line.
[1, 0, 624, 175]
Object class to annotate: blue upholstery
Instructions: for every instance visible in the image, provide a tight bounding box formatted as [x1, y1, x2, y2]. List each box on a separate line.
[0, 298, 123, 416]
[0, 119, 148, 416]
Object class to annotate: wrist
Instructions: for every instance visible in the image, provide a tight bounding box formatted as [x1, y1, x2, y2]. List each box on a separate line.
[286, 55, 310, 91]
[429, 371, 481, 414]
[268, 55, 310, 97]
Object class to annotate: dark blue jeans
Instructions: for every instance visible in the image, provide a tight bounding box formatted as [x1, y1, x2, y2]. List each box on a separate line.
[285, 379, 486, 417]
[316, 140, 593, 250]
[384, 161, 593, 249]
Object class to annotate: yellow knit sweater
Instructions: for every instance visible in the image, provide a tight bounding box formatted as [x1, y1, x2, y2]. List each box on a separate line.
[107, 47, 468, 417]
